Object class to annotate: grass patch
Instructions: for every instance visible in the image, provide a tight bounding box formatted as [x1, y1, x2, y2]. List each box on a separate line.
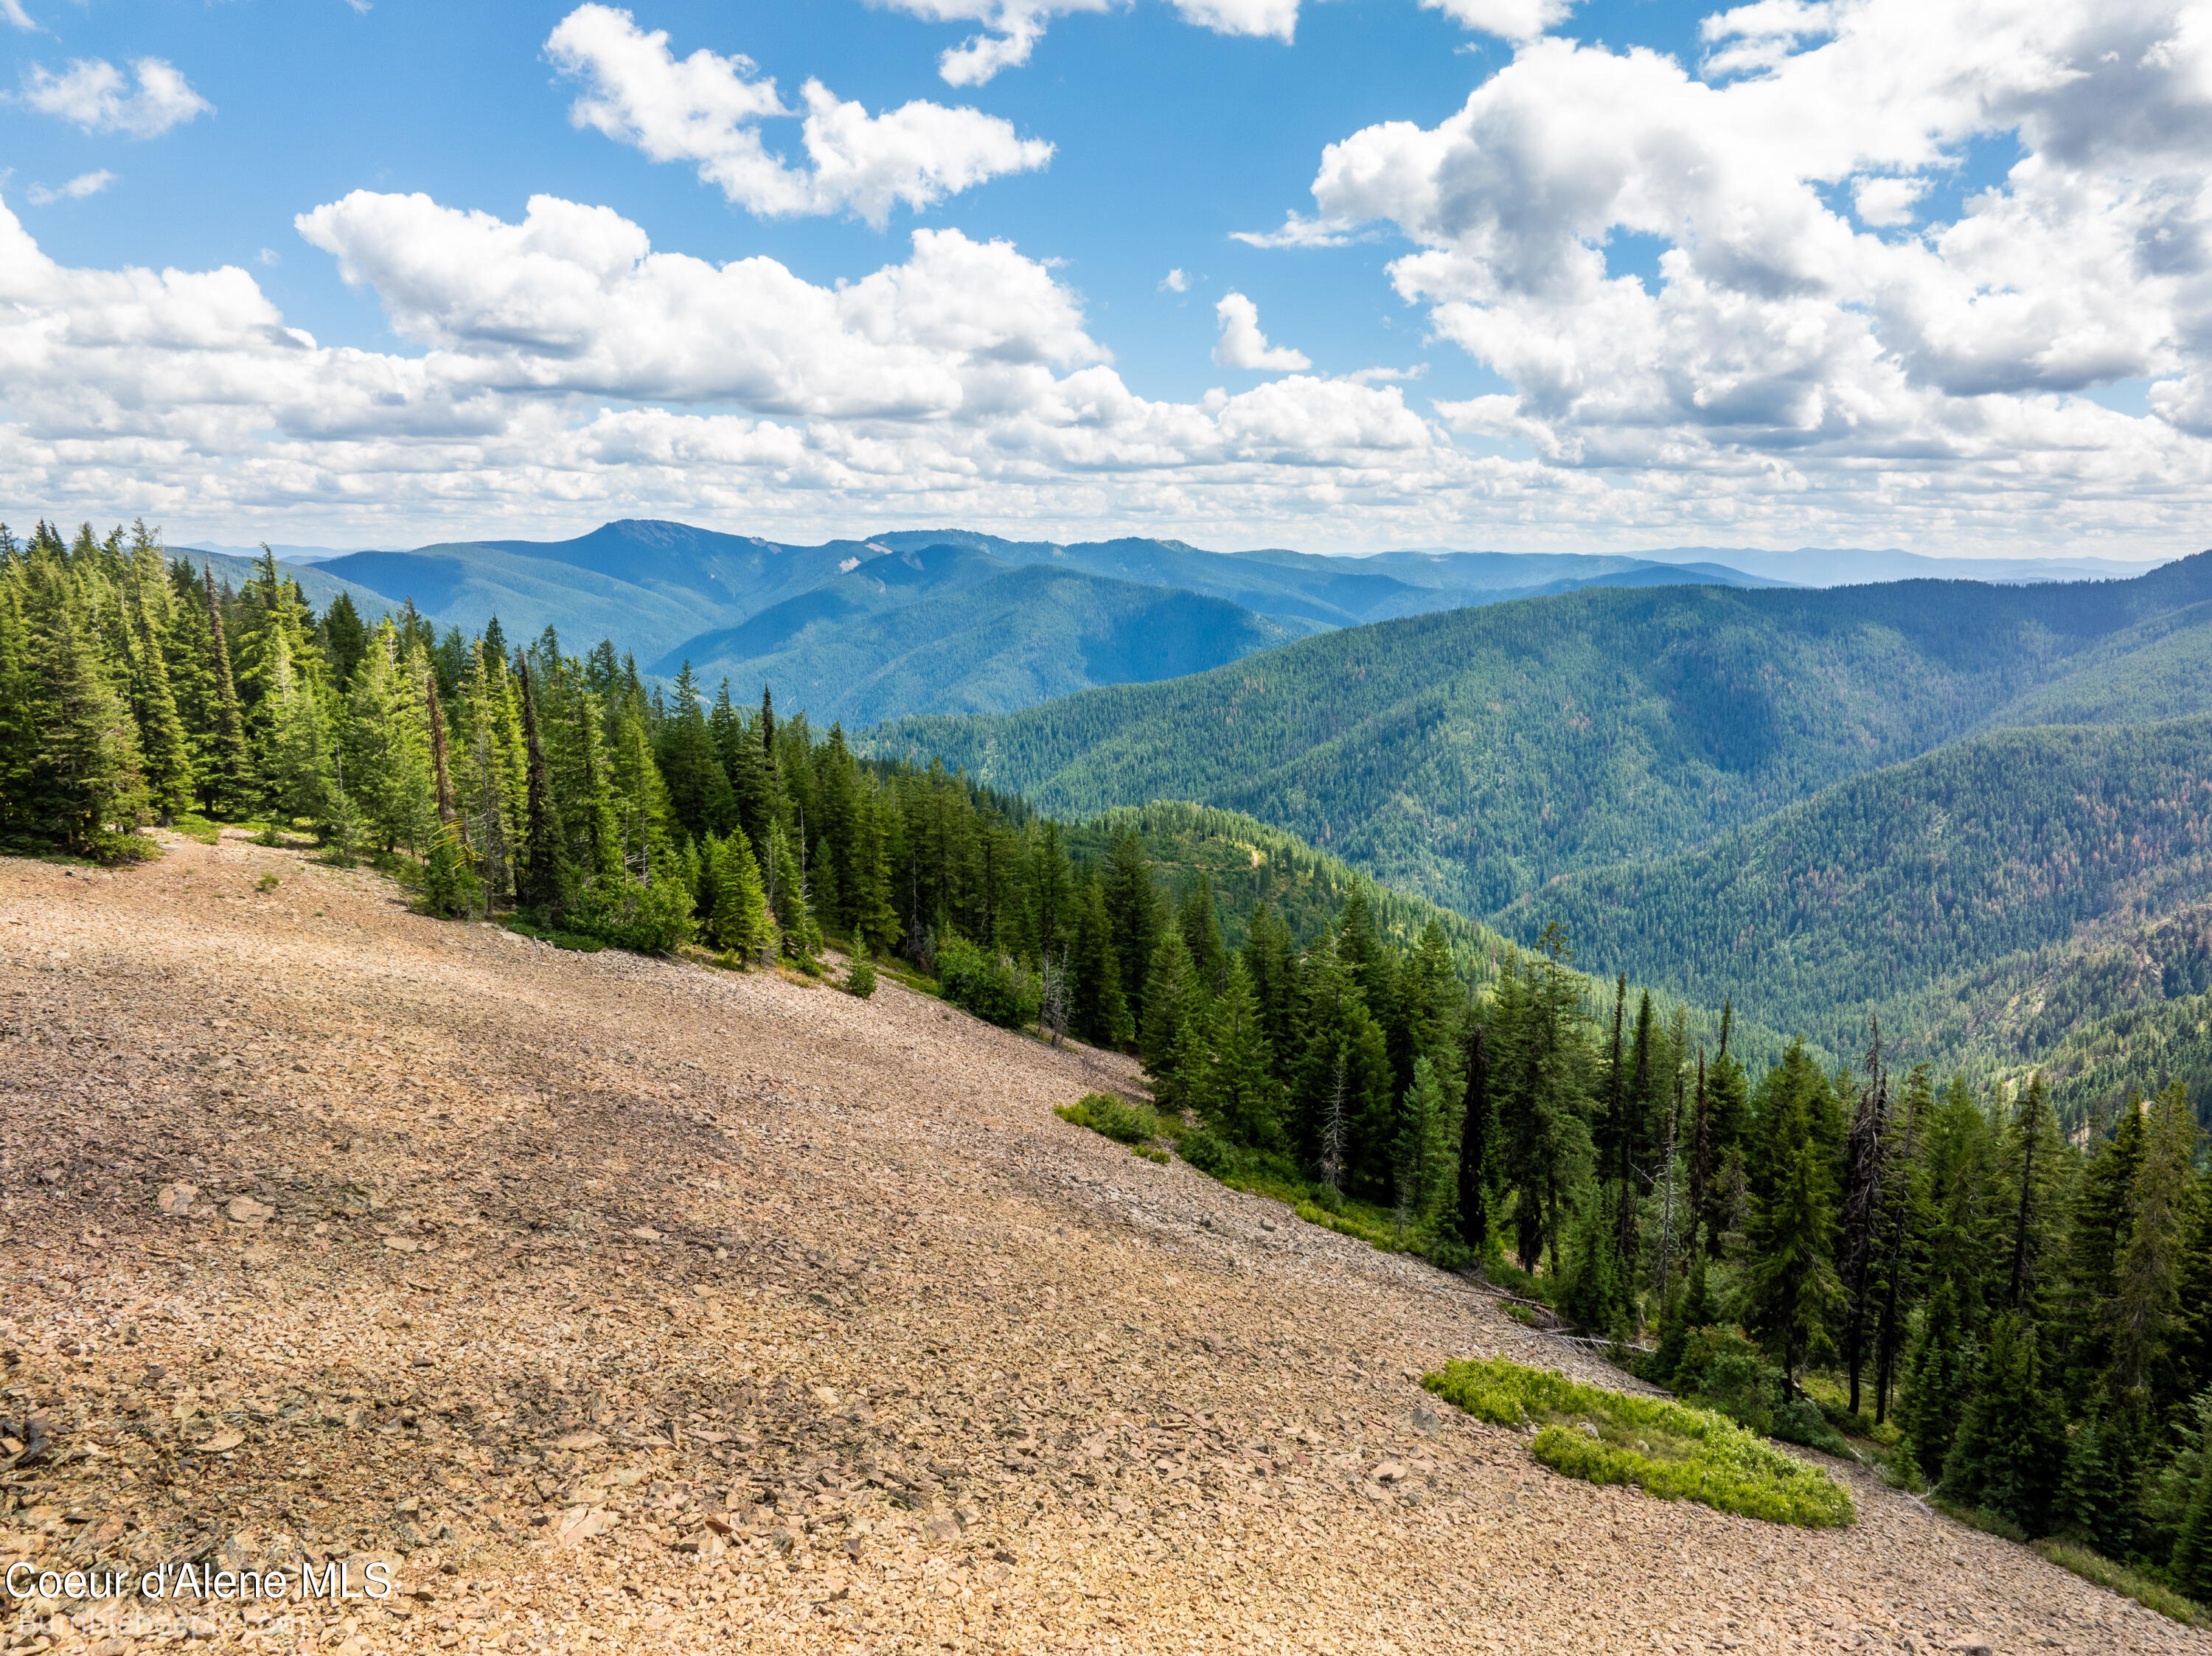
[1424, 1357, 1855, 1529]
[166, 812, 225, 846]
[2032, 1539, 2203, 1627]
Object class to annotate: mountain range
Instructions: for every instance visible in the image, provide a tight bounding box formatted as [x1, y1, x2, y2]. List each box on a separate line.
[176, 519, 1803, 725]
[876, 554, 2212, 1113]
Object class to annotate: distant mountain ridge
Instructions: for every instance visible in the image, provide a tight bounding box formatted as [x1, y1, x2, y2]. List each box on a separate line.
[178, 517, 1782, 724]
[875, 555, 2212, 916]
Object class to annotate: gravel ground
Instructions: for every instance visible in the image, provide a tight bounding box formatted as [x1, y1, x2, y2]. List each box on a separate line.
[0, 833, 2198, 1655]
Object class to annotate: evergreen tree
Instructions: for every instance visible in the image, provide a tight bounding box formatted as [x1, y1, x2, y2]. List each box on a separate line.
[1898, 1274, 1972, 1483]
[1743, 1044, 1843, 1394]
[1141, 927, 1205, 1110]
[1179, 873, 1228, 995]
[2115, 1082, 2199, 1402]
[127, 602, 193, 823]
[320, 590, 369, 687]
[2001, 1074, 2071, 1315]
[1196, 956, 1282, 1147]
[1944, 1310, 2067, 1534]
[515, 655, 568, 915]
[707, 828, 770, 961]
[2057, 1408, 2126, 1554]
[196, 562, 252, 816]
[1392, 1055, 1450, 1231]
[1101, 825, 1164, 1018]
[1069, 879, 1131, 1048]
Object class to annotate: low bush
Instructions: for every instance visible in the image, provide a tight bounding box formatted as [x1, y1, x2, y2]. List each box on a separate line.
[1423, 1357, 1855, 1529]
[1057, 1093, 1182, 1152]
[1177, 1130, 1234, 1176]
[1771, 1394, 1854, 1458]
[1427, 1234, 1476, 1273]
[1671, 1325, 1778, 1435]
[936, 934, 1040, 1029]
[845, 953, 877, 998]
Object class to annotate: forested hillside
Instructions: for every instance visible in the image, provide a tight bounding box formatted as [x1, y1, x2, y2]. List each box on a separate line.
[877, 557, 2212, 916]
[1490, 719, 2212, 1089]
[24, 515, 2212, 1605]
[650, 560, 1303, 726]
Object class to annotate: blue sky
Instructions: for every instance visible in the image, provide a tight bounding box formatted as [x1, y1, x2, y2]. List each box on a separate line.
[1, 0, 2206, 557]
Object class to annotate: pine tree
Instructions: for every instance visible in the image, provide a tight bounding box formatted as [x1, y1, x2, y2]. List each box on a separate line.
[2057, 1408, 2126, 1554]
[2002, 1073, 2071, 1315]
[2114, 1082, 2199, 1401]
[1743, 1046, 1843, 1394]
[1178, 874, 1228, 995]
[1839, 1020, 1892, 1416]
[1196, 956, 1282, 1147]
[2172, 1433, 2212, 1598]
[515, 655, 568, 915]
[766, 818, 815, 960]
[1898, 1274, 1972, 1482]
[1392, 1055, 1449, 1232]
[707, 828, 770, 961]
[198, 563, 252, 817]
[1101, 826, 1163, 1017]
[259, 628, 333, 835]
[320, 590, 369, 687]
[1141, 927, 1204, 1110]
[1070, 879, 1131, 1048]
[127, 602, 194, 823]
[1944, 1309, 2067, 1534]
[15, 549, 147, 857]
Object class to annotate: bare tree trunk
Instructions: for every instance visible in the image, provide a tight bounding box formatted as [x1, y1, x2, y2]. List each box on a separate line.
[1655, 1062, 1684, 1301]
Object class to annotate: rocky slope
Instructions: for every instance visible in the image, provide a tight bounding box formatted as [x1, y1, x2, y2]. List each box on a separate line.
[0, 836, 2199, 1655]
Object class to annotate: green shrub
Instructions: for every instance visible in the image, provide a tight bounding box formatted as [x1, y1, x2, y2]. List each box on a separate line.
[422, 832, 481, 919]
[1427, 1235, 1475, 1273]
[845, 953, 877, 998]
[1424, 1357, 1854, 1529]
[1672, 1325, 1779, 1436]
[936, 934, 1040, 1028]
[1771, 1394, 1854, 1458]
[1178, 1131, 1233, 1177]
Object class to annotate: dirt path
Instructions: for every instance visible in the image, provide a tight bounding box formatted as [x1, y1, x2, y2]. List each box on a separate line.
[0, 834, 2194, 1655]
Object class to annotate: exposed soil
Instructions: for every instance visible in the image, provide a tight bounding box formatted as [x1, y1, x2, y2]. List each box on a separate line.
[0, 832, 2197, 1655]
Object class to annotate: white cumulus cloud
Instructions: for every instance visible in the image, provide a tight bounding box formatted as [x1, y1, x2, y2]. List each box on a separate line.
[26, 169, 114, 206]
[1251, 0, 2212, 512]
[1213, 292, 1311, 371]
[1160, 268, 1189, 293]
[1419, 0, 1575, 43]
[0, 1, 37, 32]
[20, 57, 211, 138]
[545, 4, 1052, 227]
[1851, 174, 1926, 227]
[873, 0, 1293, 87]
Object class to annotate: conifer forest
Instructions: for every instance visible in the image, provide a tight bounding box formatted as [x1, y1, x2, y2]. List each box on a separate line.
[14, 518, 2212, 1610]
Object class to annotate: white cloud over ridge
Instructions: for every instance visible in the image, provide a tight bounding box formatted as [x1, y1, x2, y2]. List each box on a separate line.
[546, 5, 1051, 226]
[20, 57, 209, 138]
